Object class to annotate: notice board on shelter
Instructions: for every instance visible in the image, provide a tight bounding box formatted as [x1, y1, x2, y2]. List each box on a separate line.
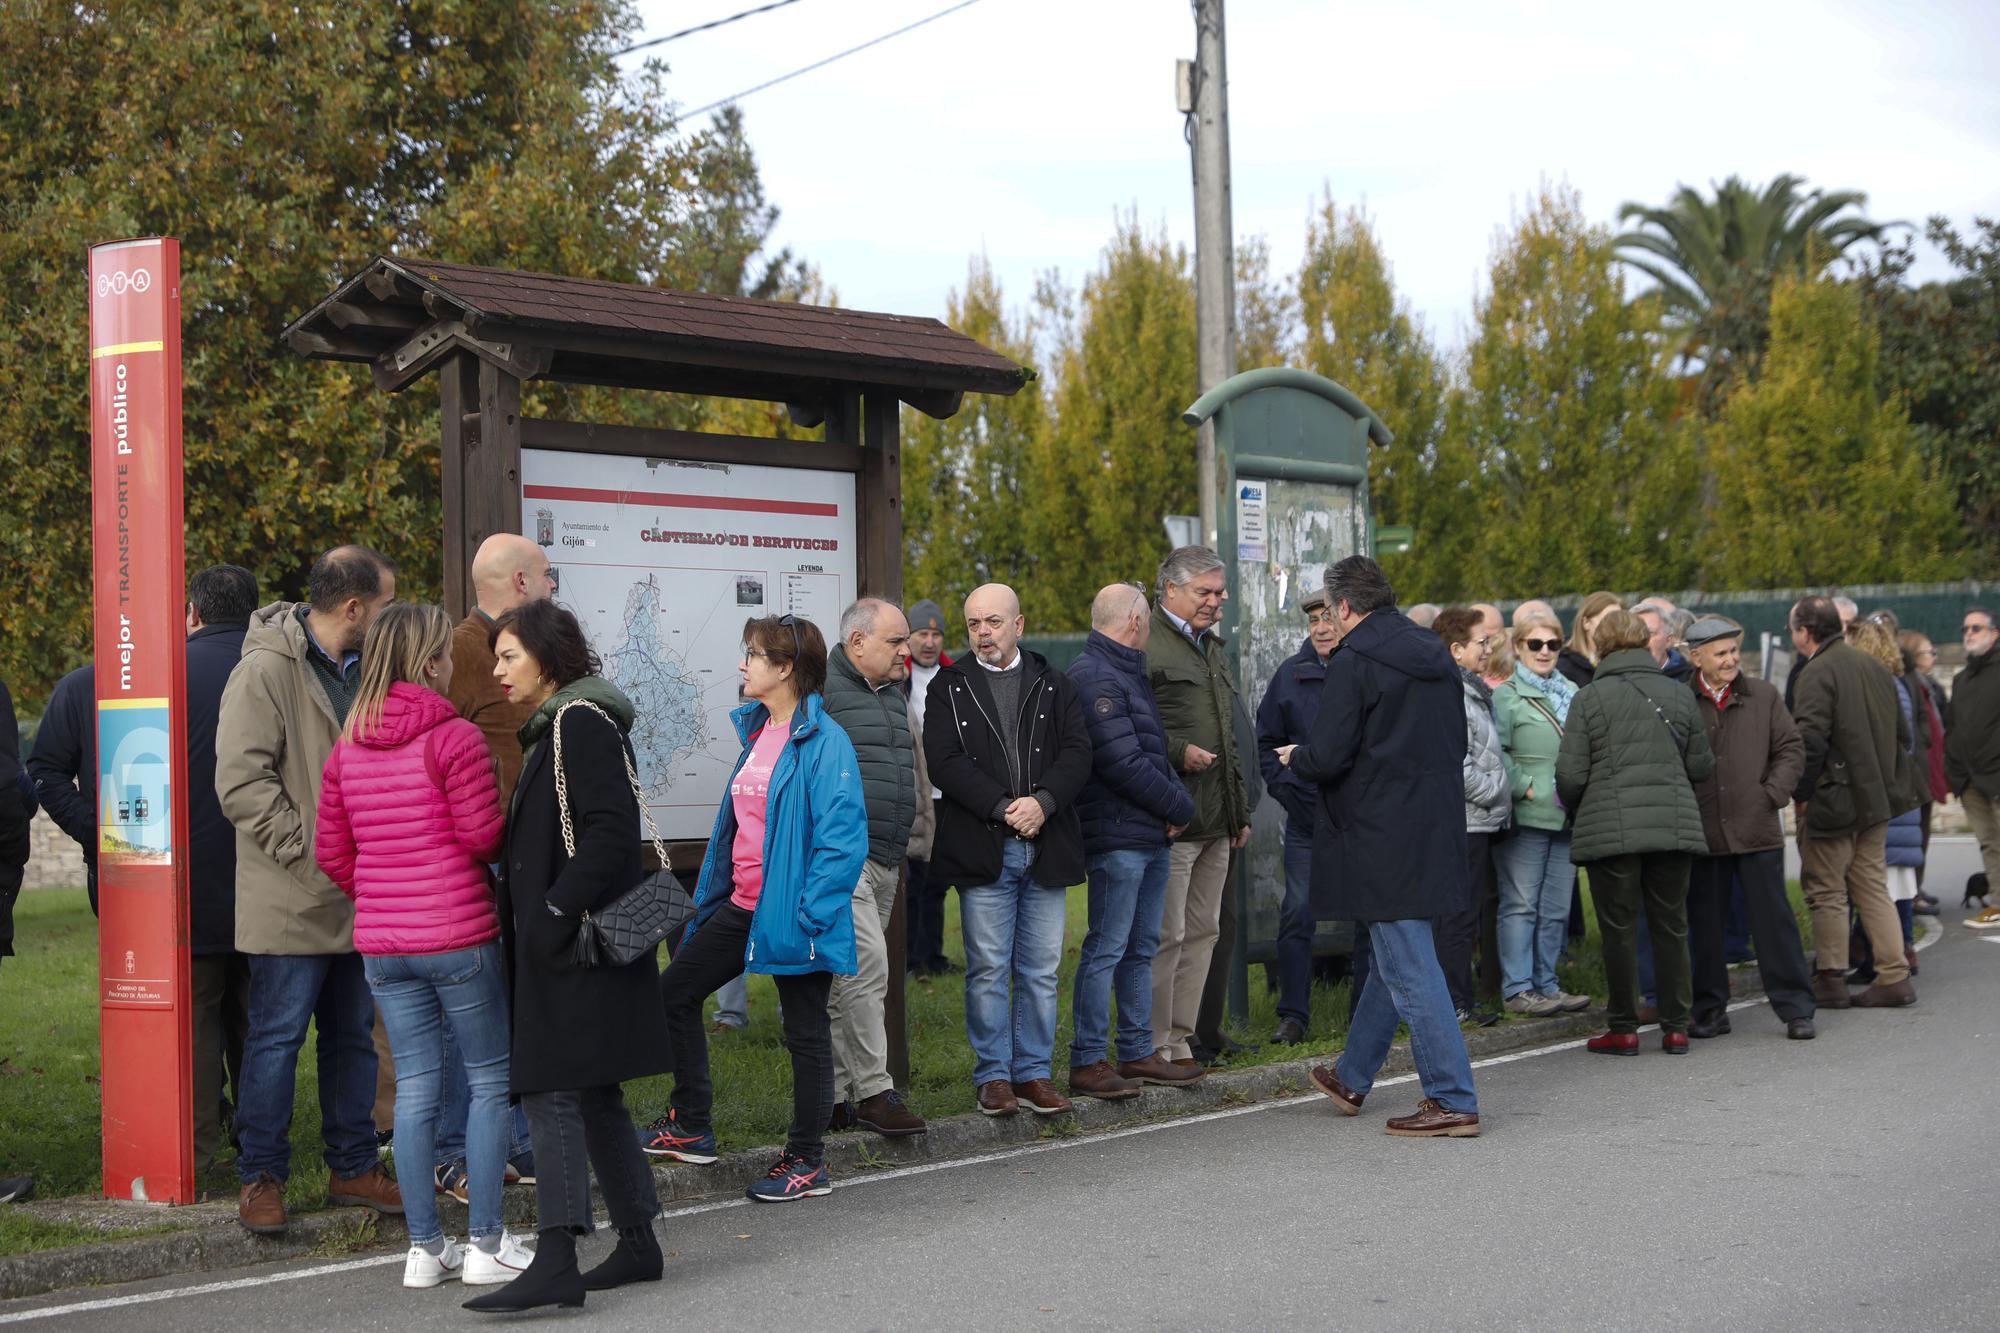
[522, 449, 859, 841]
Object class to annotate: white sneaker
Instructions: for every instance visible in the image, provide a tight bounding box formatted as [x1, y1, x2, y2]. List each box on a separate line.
[403, 1237, 465, 1289]
[462, 1231, 536, 1286]
[1503, 990, 1563, 1017]
[1548, 989, 1592, 1013]
[1963, 907, 2000, 930]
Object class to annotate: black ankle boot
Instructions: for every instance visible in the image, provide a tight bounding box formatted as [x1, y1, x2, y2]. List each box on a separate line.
[464, 1228, 584, 1313]
[581, 1222, 664, 1291]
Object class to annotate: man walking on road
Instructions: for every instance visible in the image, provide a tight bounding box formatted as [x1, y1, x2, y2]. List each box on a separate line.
[1279, 557, 1480, 1137]
[1146, 547, 1251, 1068]
[1683, 616, 1817, 1040]
[1948, 607, 2000, 929]
[924, 584, 1093, 1118]
[1065, 584, 1202, 1101]
[820, 598, 932, 1137]
[217, 545, 404, 1233]
[1790, 595, 1919, 1008]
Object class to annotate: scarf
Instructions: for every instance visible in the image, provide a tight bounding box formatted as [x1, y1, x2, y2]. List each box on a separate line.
[1513, 660, 1577, 724]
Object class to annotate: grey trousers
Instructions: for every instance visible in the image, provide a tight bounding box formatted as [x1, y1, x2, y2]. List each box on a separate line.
[521, 1084, 661, 1234]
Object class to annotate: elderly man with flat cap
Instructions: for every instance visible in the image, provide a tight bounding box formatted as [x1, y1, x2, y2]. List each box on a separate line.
[1684, 615, 1816, 1040]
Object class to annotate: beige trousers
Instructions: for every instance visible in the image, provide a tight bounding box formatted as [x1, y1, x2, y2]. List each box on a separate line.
[829, 858, 902, 1104]
[1152, 837, 1231, 1061]
[1799, 822, 1908, 984]
[1960, 787, 2000, 888]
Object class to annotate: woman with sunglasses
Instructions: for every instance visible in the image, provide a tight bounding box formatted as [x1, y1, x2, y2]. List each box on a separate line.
[646, 614, 867, 1202]
[1491, 612, 1590, 1016]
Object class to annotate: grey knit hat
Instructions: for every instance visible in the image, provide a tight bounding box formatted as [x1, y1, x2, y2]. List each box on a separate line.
[1683, 614, 1743, 649]
[907, 599, 946, 634]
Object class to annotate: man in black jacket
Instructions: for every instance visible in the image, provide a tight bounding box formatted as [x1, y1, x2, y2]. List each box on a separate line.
[26, 663, 97, 912]
[0, 672, 27, 976]
[1950, 606, 2000, 929]
[924, 584, 1093, 1119]
[1279, 558, 1479, 1137]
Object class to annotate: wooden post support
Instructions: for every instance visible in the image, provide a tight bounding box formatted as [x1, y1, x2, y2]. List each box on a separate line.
[438, 353, 477, 617]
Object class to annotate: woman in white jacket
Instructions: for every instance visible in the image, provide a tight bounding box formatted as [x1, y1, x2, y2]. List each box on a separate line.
[1434, 608, 1511, 1024]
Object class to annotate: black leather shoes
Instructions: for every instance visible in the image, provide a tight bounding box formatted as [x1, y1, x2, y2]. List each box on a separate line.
[1786, 1017, 1817, 1040]
[1688, 1014, 1732, 1039]
[1270, 1018, 1307, 1045]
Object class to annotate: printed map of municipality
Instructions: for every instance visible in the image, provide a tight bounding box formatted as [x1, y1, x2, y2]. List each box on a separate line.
[521, 449, 858, 840]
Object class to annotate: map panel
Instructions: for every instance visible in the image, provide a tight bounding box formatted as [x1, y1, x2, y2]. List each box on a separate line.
[522, 450, 858, 840]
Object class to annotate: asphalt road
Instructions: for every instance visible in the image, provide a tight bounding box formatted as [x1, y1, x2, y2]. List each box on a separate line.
[7, 918, 1997, 1332]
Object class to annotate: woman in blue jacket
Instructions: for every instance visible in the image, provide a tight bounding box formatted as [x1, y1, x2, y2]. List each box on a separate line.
[642, 614, 867, 1202]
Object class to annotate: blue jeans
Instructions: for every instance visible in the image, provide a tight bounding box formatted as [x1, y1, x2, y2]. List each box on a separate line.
[1494, 828, 1574, 997]
[1335, 919, 1478, 1114]
[1276, 826, 1317, 1025]
[960, 840, 1066, 1086]
[235, 952, 379, 1185]
[434, 1025, 534, 1170]
[364, 942, 512, 1246]
[1070, 847, 1169, 1067]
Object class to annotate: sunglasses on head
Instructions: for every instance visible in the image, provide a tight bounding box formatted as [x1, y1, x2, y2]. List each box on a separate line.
[1521, 637, 1562, 653]
[778, 613, 801, 657]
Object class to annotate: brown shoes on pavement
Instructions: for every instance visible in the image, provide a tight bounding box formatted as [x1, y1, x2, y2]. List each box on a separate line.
[1067, 1061, 1141, 1101]
[1812, 969, 1853, 1009]
[327, 1162, 404, 1215]
[1850, 978, 1917, 1008]
[1309, 1064, 1364, 1115]
[977, 1079, 1019, 1117]
[853, 1090, 928, 1136]
[1118, 1052, 1206, 1087]
[238, 1174, 287, 1234]
[1011, 1079, 1074, 1116]
[1385, 1099, 1481, 1138]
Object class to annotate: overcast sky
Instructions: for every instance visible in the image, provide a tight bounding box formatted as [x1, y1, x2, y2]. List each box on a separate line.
[629, 0, 2000, 351]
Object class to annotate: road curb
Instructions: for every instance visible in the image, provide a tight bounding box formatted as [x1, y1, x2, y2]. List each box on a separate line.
[0, 980, 1762, 1303]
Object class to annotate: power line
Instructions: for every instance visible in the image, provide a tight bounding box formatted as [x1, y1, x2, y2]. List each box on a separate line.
[683, 0, 982, 119]
[614, 0, 805, 58]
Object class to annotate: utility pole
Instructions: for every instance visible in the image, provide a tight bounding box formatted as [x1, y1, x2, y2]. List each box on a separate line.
[1181, 0, 1235, 550]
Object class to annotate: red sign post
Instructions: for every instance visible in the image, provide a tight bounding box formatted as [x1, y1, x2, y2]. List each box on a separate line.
[88, 238, 195, 1204]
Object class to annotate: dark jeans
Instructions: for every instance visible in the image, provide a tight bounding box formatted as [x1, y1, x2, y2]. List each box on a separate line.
[190, 951, 251, 1169]
[521, 1084, 660, 1235]
[1434, 833, 1490, 1012]
[1587, 854, 1693, 1035]
[660, 902, 834, 1164]
[905, 836, 952, 972]
[1275, 826, 1316, 1026]
[1476, 847, 1500, 1003]
[1690, 850, 1814, 1025]
[235, 952, 379, 1184]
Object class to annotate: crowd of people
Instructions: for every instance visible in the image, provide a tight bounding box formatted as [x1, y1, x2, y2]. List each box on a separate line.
[0, 535, 1991, 1312]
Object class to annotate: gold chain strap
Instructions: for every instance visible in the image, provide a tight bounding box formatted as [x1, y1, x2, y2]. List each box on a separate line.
[551, 700, 672, 875]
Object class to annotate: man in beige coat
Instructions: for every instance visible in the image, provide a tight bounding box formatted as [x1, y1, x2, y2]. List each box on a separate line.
[217, 546, 402, 1234]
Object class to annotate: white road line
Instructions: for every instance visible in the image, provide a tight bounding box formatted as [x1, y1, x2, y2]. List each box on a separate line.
[0, 1007, 1772, 1325]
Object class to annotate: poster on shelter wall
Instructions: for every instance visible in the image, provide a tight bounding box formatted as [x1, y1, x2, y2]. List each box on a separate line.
[1236, 479, 1269, 561]
[522, 448, 859, 841]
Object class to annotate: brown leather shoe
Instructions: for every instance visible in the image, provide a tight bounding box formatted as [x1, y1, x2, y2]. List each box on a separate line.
[1119, 1052, 1206, 1086]
[977, 1079, 1019, 1117]
[853, 1090, 927, 1136]
[327, 1162, 404, 1215]
[1010, 1078, 1074, 1116]
[1384, 1098, 1480, 1138]
[1309, 1064, 1363, 1115]
[238, 1173, 287, 1234]
[1813, 969, 1853, 1009]
[1067, 1061, 1141, 1101]
[1849, 978, 1916, 1008]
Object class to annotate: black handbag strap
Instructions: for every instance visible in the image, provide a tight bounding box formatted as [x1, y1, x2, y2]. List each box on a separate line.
[1520, 693, 1565, 737]
[1620, 677, 1688, 751]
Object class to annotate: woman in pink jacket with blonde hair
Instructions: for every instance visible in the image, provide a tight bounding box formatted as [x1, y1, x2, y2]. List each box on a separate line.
[317, 602, 524, 1293]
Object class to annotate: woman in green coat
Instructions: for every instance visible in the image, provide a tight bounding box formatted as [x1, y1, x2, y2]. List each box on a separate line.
[1555, 610, 1715, 1056]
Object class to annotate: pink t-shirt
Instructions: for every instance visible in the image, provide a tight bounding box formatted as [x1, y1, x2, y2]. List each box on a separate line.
[729, 722, 791, 911]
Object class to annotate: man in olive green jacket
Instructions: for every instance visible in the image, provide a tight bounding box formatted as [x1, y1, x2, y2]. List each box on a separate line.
[1144, 547, 1251, 1067]
[1788, 596, 1917, 1008]
[215, 547, 401, 1234]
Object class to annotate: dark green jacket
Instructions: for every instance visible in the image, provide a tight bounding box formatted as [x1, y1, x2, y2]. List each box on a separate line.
[1947, 647, 2000, 799]
[1790, 637, 1916, 837]
[1145, 605, 1250, 841]
[821, 645, 918, 865]
[1555, 650, 1715, 864]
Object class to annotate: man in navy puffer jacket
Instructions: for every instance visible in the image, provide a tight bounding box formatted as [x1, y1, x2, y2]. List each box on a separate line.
[1064, 585, 1205, 1101]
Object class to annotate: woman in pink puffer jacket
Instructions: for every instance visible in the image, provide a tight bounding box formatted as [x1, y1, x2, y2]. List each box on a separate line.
[316, 602, 525, 1290]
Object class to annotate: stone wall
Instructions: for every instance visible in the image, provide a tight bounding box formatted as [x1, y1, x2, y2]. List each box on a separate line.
[22, 812, 88, 892]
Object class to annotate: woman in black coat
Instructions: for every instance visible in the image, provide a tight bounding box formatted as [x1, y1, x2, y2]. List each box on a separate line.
[467, 601, 673, 1314]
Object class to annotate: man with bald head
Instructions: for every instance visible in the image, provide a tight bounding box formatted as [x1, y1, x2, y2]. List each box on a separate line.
[924, 584, 1095, 1117]
[451, 533, 555, 802]
[1063, 585, 1201, 1100]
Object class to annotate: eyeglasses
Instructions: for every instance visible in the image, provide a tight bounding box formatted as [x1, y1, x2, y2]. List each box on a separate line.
[1521, 638, 1562, 653]
[1965, 623, 1995, 638]
[1306, 609, 1336, 625]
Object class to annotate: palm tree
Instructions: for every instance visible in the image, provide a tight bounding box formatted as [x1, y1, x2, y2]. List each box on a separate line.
[1614, 174, 1898, 409]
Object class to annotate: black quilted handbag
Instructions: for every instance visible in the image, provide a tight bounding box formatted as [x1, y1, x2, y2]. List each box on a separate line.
[551, 700, 696, 968]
